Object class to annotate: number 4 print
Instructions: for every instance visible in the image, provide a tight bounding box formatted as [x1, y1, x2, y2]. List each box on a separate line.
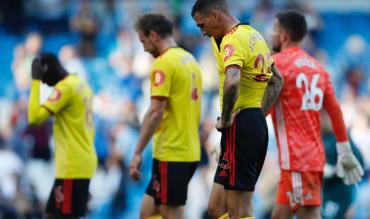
[296, 73, 323, 111]
[191, 73, 199, 101]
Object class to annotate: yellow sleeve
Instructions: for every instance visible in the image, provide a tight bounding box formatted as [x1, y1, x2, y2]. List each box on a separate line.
[223, 37, 245, 68]
[28, 80, 51, 125]
[150, 59, 173, 97]
[43, 80, 72, 114]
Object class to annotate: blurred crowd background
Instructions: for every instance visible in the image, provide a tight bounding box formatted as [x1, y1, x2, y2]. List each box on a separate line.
[0, 0, 369, 218]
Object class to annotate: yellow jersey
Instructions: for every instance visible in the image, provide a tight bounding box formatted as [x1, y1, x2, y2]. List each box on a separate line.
[28, 75, 97, 179]
[211, 23, 273, 111]
[150, 47, 202, 162]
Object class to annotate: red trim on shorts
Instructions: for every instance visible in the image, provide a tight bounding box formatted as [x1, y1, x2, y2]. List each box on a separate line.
[225, 126, 230, 169]
[62, 180, 73, 214]
[160, 162, 168, 204]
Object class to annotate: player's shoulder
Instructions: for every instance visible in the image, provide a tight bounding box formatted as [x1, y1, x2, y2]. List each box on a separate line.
[272, 52, 290, 70]
[152, 50, 180, 73]
[224, 23, 254, 40]
[153, 53, 172, 68]
[303, 53, 330, 77]
[56, 74, 78, 88]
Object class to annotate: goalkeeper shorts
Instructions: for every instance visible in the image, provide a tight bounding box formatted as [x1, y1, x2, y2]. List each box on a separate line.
[276, 170, 323, 210]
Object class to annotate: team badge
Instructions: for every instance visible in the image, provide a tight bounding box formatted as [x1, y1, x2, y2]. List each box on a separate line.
[153, 70, 165, 87]
[223, 44, 235, 61]
[48, 88, 61, 102]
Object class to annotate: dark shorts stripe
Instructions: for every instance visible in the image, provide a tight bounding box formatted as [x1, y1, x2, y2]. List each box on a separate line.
[230, 122, 236, 186]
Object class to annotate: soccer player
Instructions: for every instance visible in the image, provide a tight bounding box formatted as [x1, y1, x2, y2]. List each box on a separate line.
[191, 1, 284, 218]
[269, 10, 364, 219]
[28, 53, 97, 219]
[129, 13, 202, 219]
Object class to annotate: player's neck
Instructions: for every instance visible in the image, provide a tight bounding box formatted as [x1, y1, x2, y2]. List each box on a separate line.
[222, 14, 240, 36]
[282, 42, 300, 51]
[159, 37, 178, 55]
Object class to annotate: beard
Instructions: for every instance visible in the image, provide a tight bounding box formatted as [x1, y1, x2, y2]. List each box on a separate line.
[149, 47, 160, 58]
[147, 45, 161, 58]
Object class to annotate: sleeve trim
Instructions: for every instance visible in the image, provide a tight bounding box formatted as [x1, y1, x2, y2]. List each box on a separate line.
[151, 96, 168, 100]
[225, 65, 242, 72]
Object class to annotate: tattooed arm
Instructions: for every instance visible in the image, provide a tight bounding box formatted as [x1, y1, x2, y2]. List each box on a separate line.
[220, 66, 241, 126]
[261, 65, 284, 115]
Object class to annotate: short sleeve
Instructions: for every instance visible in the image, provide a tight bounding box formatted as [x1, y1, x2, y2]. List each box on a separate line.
[223, 37, 244, 68]
[43, 80, 72, 114]
[150, 60, 173, 97]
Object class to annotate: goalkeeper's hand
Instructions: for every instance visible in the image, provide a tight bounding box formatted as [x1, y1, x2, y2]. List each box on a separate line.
[336, 141, 364, 185]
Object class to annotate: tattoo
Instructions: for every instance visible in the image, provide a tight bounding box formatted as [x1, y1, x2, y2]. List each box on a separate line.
[261, 66, 284, 115]
[221, 66, 240, 123]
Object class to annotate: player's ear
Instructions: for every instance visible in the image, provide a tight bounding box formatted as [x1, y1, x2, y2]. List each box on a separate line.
[281, 30, 289, 43]
[149, 30, 158, 41]
[210, 9, 219, 20]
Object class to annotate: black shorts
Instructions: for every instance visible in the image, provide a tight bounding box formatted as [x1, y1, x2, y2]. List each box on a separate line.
[46, 179, 90, 217]
[146, 159, 198, 206]
[214, 108, 268, 191]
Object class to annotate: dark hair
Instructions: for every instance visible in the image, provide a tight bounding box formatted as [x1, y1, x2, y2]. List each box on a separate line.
[39, 53, 67, 85]
[191, 0, 228, 16]
[276, 10, 307, 42]
[134, 13, 173, 38]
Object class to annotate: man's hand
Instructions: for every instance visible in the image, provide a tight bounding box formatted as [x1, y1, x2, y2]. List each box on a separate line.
[336, 142, 364, 185]
[31, 57, 48, 80]
[216, 109, 240, 131]
[129, 153, 142, 181]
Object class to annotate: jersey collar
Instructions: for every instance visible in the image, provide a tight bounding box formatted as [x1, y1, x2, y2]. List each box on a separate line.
[281, 46, 301, 54]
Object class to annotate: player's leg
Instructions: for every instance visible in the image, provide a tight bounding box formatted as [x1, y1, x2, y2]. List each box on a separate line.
[296, 171, 323, 219]
[44, 179, 59, 219]
[158, 205, 184, 219]
[158, 161, 198, 219]
[142, 159, 161, 219]
[225, 190, 253, 219]
[271, 170, 295, 219]
[273, 171, 323, 219]
[207, 182, 227, 218]
[225, 109, 268, 218]
[296, 206, 321, 219]
[208, 127, 229, 219]
[140, 194, 160, 219]
[44, 179, 90, 219]
[271, 204, 294, 219]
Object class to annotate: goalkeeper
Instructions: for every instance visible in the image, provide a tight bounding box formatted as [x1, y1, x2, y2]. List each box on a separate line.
[268, 10, 364, 219]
